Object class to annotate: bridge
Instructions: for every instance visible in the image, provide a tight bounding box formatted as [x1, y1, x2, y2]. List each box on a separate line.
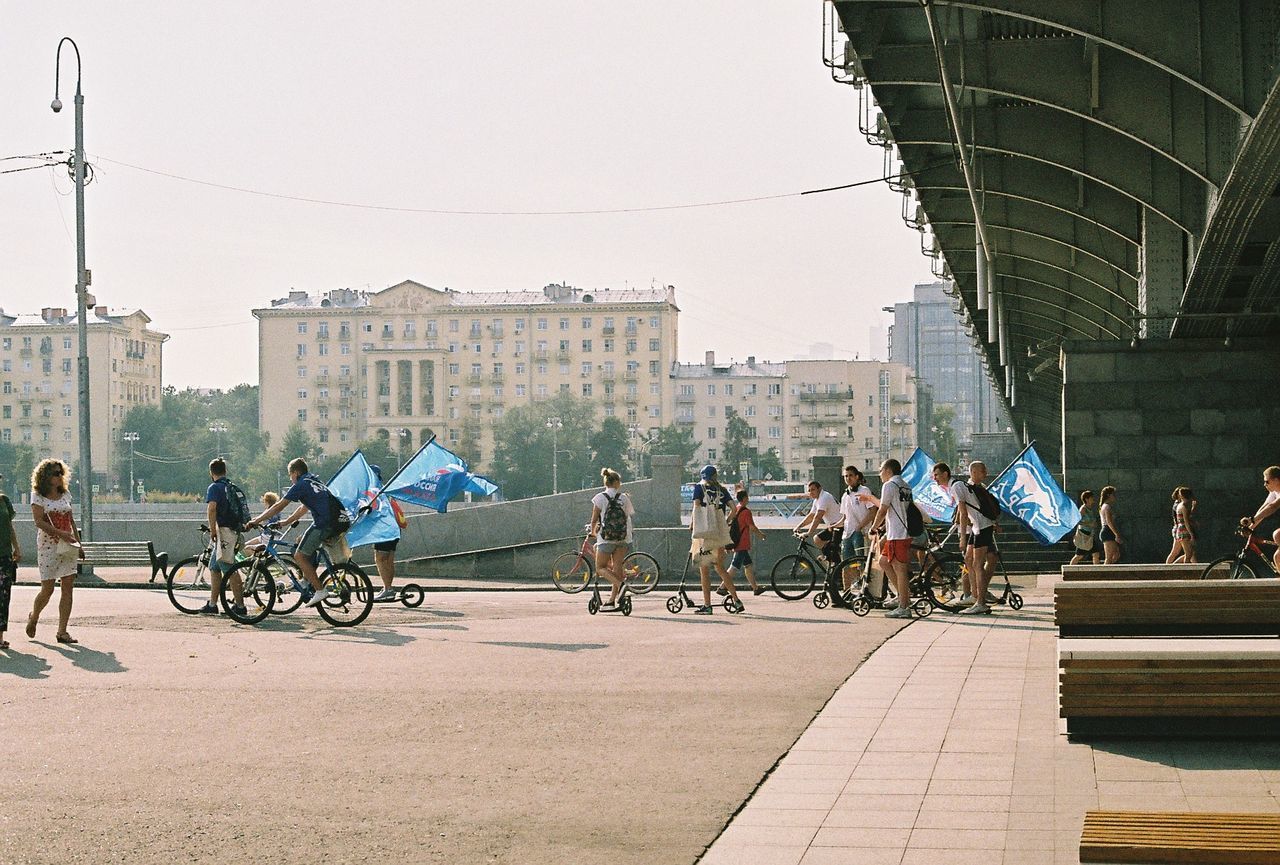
[827, 0, 1280, 559]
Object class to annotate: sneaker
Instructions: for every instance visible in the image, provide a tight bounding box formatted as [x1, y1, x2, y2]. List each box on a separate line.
[373, 589, 397, 602]
[229, 603, 248, 617]
[752, 587, 766, 596]
[198, 602, 219, 615]
[715, 586, 729, 597]
[304, 588, 330, 608]
[960, 603, 992, 615]
[983, 592, 1000, 605]
[694, 605, 714, 615]
[886, 605, 913, 619]
[730, 598, 745, 614]
[958, 593, 975, 605]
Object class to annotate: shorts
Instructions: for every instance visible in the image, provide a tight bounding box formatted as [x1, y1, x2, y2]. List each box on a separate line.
[1099, 526, 1117, 544]
[881, 538, 911, 564]
[841, 531, 865, 562]
[298, 524, 343, 558]
[730, 550, 753, 570]
[971, 526, 996, 549]
[374, 538, 400, 553]
[211, 527, 240, 574]
[595, 540, 629, 555]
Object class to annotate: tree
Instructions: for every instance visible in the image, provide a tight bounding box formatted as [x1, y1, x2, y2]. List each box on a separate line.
[756, 447, 785, 482]
[455, 419, 483, 471]
[720, 408, 754, 483]
[490, 392, 597, 498]
[930, 404, 958, 466]
[590, 417, 630, 478]
[646, 423, 701, 475]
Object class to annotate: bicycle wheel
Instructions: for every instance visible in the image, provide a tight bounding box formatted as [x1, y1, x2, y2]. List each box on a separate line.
[166, 555, 213, 614]
[621, 551, 660, 595]
[552, 551, 594, 594]
[1201, 556, 1257, 580]
[314, 561, 374, 627]
[770, 554, 818, 600]
[922, 554, 966, 612]
[259, 555, 305, 615]
[220, 558, 276, 625]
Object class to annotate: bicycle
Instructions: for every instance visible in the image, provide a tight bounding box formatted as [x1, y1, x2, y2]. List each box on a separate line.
[165, 524, 217, 614]
[770, 530, 848, 600]
[551, 525, 661, 595]
[1201, 522, 1280, 580]
[920, 535, 1024, 613]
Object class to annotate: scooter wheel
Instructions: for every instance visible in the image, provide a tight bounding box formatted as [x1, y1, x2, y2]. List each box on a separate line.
[666, 596, 682, 614]
[912, 598, 932, 617]
[813, 592, 830, 609]
[851, 596, 871, 617]
[1009, 593, 1023, 610]
[400, 583, 425, 608]
[722, 594, 736, 612]
[621, 595, 632, 616]
[588, 598, 599, 615]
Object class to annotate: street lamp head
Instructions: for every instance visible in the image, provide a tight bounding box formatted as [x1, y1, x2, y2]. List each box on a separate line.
[51, 97, 63, 113]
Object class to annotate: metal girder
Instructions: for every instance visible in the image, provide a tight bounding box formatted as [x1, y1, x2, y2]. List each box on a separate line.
[865, 37, 1232, 186]
[951, 271, 1110, 339]
[837, 0, 1263, 118]
[961, 266, 1126, 337]
[920, 193, 1138, 280]
[904, 153, 1142, 247]
[888, 104, 1207, 234]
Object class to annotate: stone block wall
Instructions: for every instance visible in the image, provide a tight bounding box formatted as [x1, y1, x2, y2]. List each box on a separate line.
[1062, 337, 1280, 564]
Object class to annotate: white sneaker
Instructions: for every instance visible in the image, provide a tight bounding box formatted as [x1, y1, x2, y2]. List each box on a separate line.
[886, 606, 913, 619]
[960, 603, 992, 615]
[957, 593, 975, 605]
[373, 589, 397, 602]
[304, 587, 330, 608]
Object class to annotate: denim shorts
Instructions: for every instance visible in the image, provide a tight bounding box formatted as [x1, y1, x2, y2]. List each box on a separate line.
[841, 531, 865, 561]
[730, 550, 753, 570]
[595, 540, 629, 555]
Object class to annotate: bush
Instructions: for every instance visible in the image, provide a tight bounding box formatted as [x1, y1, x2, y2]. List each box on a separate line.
[142, 491, 202, 503]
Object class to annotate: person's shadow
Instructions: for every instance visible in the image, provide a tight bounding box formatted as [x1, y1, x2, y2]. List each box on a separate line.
[0, 648, 53, 679]
[44, 642, 127, 673]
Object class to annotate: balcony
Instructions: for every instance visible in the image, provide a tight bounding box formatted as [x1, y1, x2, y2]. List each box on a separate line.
[675, 416, 694, 425]
[676, 393, 696, 404]
[798, 390, 851, 401]
[338, 330, 351, 341]
[314, 375, 329, 386]
[490, 372, 505, 383]
[624, 327, 638, 336]
[532, 393, 549, 402]
[532, 350, 548, 361]
[19, 348, 31, 357]
[892, 394, 913, 404]
[602, 326, 615, 335]
[315, 332, 329, 341]
[467, 374, 483, 386]
[623, 371, 638, 381]
[556, 351, 572, 362]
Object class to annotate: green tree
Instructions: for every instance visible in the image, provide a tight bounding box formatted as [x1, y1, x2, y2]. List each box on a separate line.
[930, 404, 958, 466]
[756, 447, 785, 482]
[590, 417, 630, 478]
[720, 408, 754, 483]
[647, 423, 701, 476]
[491, 392, 597, 498]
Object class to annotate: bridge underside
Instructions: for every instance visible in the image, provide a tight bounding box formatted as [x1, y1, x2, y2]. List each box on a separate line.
[830, 0, 1280, 463]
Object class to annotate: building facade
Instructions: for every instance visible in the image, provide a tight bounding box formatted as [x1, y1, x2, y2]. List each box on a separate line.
[670, 352, 919, 481]
[253, 281, 680, 468]
[888, 281, 1010, 458]
[0, 305, 167, 488]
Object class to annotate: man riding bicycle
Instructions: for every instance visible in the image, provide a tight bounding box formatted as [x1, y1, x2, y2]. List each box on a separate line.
[1243, 465, 1280, 572]
[246, 457, 351, 608]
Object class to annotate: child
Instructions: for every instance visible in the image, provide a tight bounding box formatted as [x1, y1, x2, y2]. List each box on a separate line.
[718, 489, 766, 596]
[243, 492, 283, 554]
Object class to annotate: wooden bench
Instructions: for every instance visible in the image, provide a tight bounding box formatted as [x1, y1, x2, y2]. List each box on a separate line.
[1081, 810, 1280, 864]
[1062, 563, 1206, 581]
[78, 541, 169, 583]
[1055, 579, 1280, 637]
[1059, 638, 1280, 737]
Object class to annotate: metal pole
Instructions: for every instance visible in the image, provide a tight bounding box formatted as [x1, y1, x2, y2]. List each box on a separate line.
[130, 438, 134, 502]
[552, 424, 558, 494]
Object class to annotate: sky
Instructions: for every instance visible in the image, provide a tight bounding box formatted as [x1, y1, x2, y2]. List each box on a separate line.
[2, 1, 935, 390]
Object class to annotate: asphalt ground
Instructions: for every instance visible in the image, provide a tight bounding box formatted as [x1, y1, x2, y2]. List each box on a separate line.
[0, 584, 910, 865]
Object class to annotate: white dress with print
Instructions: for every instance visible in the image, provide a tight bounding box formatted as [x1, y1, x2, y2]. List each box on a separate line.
[33, 492, 78, 581]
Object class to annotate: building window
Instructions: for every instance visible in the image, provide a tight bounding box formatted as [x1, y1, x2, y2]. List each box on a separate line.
[649, 339, 660, 352]
[581, 383, 593, 397]
[63, 337, 72, 350]
[707, 406, 716, 417]
[296, 344, 307, 357]
[537, 318, 548, 331]
[707, 448, 717, 461]
[581, 317, 592, 329]
[419, 360, 436, 415]
[648, 406, 660, 418]
[745, 406, 756, 417]
[297, 389, 308, 399]
[603, 339, 614, 352]
[404, 321, 416, 338]
[559, 317, 569, 330]
[297, 409, 307, 421]
[397, 360, 413, 416]
[298, 322, 308, 334]
[581, 339, 592, 352]
[724, 384, 734, 396]
[707, 384, 716, 396]
[580, 362, 592, 376]
[559, 339, 570, 352]
[649, 316, 659, 328]
[768, 426, 781, 438]
[648, 360, 659, 375]
[298, 367, 307, 378]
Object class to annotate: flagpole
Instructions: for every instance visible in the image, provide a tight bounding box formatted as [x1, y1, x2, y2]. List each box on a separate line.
[361, 435, 437, 512]
[988, 439, 1035, 488]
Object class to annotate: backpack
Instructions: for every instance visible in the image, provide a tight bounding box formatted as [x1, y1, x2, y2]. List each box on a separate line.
[223, 480, 253, 532]
[728, 508, 745, 548]
[600, 491, 628, 542]
[326, 490, 353, 533]
[895, 482, 925, 536]
[967, 482, 1002, 520]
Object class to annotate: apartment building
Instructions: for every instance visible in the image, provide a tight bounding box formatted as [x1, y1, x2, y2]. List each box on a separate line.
[671, 352, 918, 481]
[0, 305, 167, 486]
[253, 280, 680, 468]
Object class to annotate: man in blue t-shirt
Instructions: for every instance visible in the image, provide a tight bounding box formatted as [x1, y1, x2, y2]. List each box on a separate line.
[201, 458, 246, 616]
[247, 457, 349, 608]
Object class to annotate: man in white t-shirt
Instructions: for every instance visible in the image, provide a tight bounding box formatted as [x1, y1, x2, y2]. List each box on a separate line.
[867, 458, 914, 619]
[952, 460, 998, 614]
[1245, 465, 1280, 573]
[796, 480, 842, 564]
[834, 466, 876, 592]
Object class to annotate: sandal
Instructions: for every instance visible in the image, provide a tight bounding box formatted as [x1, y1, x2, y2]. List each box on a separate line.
[56, 632, 78, 645]
[0, 640, 10, 649]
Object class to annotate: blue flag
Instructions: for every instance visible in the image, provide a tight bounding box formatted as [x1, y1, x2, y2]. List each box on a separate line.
[987, 444, 1080, 546]
[901, 447, 955, 523]
[383, 440, 499, 513]
[327, 450, 401, 549]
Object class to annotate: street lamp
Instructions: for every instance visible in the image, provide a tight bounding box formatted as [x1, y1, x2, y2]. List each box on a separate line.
[52, 36, 94, 541]
[546, 416, 563, 494]
[396, 427, 411, 469]
[122, 431, 139, 503]
[208, 422, 228, 458]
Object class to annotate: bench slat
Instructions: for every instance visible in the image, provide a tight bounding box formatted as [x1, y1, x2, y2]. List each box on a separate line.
[1081, 810, 1280, 864]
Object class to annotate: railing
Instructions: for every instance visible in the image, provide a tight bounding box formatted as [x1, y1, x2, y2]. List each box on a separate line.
[798, 391, 850, 401]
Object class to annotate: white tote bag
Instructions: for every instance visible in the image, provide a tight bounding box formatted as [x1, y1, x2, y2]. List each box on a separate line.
[691, 502, 718, 539]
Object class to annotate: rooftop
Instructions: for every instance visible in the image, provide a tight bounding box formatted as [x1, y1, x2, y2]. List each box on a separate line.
[0, 305, 159, 330]
[259, 280, 678, 312]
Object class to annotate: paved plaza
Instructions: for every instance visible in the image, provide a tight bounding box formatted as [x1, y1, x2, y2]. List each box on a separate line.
[4, 583, 1278, 865]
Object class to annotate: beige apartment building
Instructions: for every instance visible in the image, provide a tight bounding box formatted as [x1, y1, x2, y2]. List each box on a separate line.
[0, 305, 167, 488]
[253, 280, 680, 469]
[671, 352, 918, 481]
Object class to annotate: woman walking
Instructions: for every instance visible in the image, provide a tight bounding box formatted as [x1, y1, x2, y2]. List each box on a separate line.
[1166, 486, 1198, 564]
[1069, 490, 1102, 565]
[587, 467, 635, 611]
[26, 459, 83, 643]
[1098, 485, 1123, 565]
[689, 465, 742, 615]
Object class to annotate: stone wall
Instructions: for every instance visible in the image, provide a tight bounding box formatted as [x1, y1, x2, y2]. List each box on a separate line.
[1061, 337, 1280, 564]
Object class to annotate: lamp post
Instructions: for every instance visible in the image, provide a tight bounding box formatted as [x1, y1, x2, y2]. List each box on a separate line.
[52, 36, 93, 541]
[122, 431, 139, 503]
[208, 422, 228, 458]
[396, 427, 410, 469]
[546, 416, 563, 494]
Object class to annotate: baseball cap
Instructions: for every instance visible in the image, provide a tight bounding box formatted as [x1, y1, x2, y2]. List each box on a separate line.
[700, 464, 718, 480]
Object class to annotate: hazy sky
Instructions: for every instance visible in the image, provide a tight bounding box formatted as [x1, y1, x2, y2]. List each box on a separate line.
[2, 2, 934, 389]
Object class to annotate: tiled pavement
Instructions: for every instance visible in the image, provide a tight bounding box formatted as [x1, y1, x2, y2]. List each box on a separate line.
[699, 594, 1280, 865]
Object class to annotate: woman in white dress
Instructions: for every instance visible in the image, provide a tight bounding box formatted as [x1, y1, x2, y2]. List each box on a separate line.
[26, 458, 83, 644]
